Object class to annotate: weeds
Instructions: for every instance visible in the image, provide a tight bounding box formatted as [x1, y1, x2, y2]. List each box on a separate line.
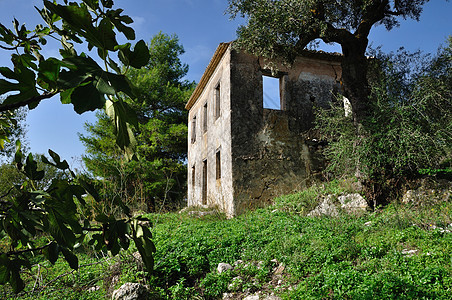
[1, 180, 451, 299]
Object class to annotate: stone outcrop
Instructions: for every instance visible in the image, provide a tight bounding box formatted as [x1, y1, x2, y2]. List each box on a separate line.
[111, 283, 149, 300]
[308, 195, 338, 217]
[217, 262, 233, 273]
[338, 193, 369, 213]
[308, 193, 370, 217]
[402, 180, 451, 206]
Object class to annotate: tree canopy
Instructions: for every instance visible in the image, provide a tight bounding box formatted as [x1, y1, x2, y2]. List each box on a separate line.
[228, 0, 433, 123]
[80, 32, 194, 212]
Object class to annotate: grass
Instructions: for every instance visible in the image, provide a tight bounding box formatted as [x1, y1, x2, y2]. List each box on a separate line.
[1, 180, 451, 299]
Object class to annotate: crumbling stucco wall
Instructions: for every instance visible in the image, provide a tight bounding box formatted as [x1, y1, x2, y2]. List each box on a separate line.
[187, 46, 234, 216]
[229, 49, 342, 215]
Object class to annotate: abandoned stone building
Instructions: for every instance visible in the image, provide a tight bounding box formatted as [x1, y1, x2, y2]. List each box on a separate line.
[186, 42, 343, 216]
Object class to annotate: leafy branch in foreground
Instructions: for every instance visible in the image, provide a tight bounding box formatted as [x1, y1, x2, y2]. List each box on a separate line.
[0, 0, 155, 293]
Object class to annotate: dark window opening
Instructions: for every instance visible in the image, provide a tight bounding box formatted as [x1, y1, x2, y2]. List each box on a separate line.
[202, 159, 207, 205]
[215, 83, 221, 119]
[191, 165, 195, 188]
[191, 115, 196, 143]
[203, 102, 208, 133]
[216, 150, 221, 180]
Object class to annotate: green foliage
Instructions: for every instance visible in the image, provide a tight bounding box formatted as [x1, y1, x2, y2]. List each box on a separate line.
[0, 148, 155, 293]
[0, 106, 27, 160]
[2, 180, 451, 298]
[316, 39, 452, 201]
[228, 0, 429, 60]
[80, 32, 195, 213]
[147, 190, 452, 298]
[0, 0, 156, 293]
[0, 153, 68, 200]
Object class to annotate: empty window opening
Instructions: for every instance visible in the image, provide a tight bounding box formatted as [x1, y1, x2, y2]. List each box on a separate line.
[191, 115, 196, 143]
[203, 102, 208, 133]
[215, 83, 221, 119]
[216, 150, 221, 180]
[263, 75, 282, 110]
[202, 159, 207, 205]
[191, 165, 195, 188]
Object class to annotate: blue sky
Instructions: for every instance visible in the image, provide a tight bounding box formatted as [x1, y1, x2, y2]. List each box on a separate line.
[0, 0, 451, 169]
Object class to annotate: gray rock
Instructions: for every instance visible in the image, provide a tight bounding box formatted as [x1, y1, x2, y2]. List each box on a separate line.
[131, 251, 143, 267]
[223, 292, 234, 300]
[234, 259, 244, 267]
[339, 193, 369, 213]
[401, 249, 418, 257]
[217, 263, 233, 273]
[402, 180, 451, 206]
[308, 195, 338, 217]
[243, 295, 260, 300]
[402, 188, 450, 206]
[112, 283, 149, 300]
[273, 263, 285, 275]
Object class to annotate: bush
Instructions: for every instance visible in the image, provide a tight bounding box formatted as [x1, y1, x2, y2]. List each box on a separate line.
[316, 38, 452, 203]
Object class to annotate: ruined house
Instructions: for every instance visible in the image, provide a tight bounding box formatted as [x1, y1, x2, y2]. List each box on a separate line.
[186, 42, 342, 216]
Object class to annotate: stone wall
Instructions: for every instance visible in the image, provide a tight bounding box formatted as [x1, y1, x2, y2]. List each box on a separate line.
[230, 49, 342, 215]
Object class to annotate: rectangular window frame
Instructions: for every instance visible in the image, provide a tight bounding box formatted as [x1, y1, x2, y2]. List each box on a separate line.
[203, 102, 208, 133]
[215, 82, 221, 120]
[262, 71, 287, 111]
[215, 149, 221, 180]
[191, 115, 197, 143]
[202, 159, 207, 205]
[191, 164, 195, 187]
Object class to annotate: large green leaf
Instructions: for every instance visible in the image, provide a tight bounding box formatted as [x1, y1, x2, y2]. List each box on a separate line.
[95, 76, 116, 95]
[9, 261, 24, 293]
[0, 254, 9, 284]
[24, 154, 45, 181]
[59, 56, 135, 100]
[47, 180, 82, 234]
[46, 208, 76, 247]
[71, 81, 105, 114]
[104, 72, 135, 98]
[61, 247, 78, 270]
[78, 177, 101, 202]
[44, 1, 117, 51]
[37, 58, 61, 91]
[0, 57, 39, 107]
[42, 241, 59, 265]
[105, 99, 137, 158]
[107, 9, 135, 40]
[117, 40, 150, 69]
[134, 236, 155, 272]
[41, 149, 70, 170]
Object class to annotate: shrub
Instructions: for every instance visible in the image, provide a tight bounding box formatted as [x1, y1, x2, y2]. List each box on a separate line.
[316, 38, 452, 203]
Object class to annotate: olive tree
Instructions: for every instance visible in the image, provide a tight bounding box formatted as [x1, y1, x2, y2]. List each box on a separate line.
[228, 0, 435, 125]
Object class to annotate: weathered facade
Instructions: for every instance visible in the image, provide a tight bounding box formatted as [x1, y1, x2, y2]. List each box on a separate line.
[186, 42, 342, 216]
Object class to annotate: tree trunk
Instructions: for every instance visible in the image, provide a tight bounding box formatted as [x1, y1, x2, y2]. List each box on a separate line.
[340, 40, 370, 127]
